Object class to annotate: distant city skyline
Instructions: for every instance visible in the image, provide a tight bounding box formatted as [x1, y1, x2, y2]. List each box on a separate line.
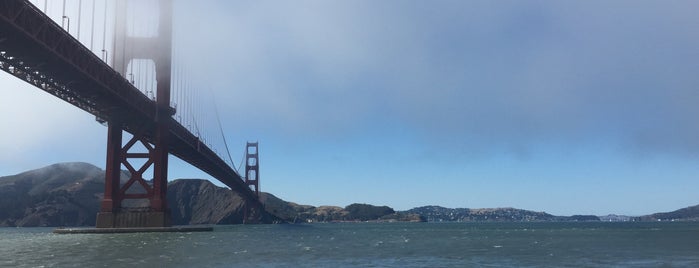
[2, 0, 699, 216]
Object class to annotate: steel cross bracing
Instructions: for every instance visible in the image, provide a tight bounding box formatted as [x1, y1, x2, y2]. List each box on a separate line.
[0, 0, 260, 204]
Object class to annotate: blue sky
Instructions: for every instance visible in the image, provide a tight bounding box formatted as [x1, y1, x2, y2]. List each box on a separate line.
[2, 0, 699, 216]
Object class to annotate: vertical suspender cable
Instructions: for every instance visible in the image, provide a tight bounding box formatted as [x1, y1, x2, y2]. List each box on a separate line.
[102, 0, 108, 63]
[143, 61, 147, 93]
[61, 1, 70, 34]
[112, 0, 117, 69]
[145, 61, 151, 98]
[204, 95, 208, 144]
[178, 58, 184, 124]
[173, 59, 178, 114]
[151, 62, 156, 100]
[147, 61, 150, 96]
[61, 0, 66, 28]
[179, 66, 184, 124]
[137, 60, 142, 94]
[180, 47, 187, 125]
[120, 1, 127, 77]
[90, 0, 95, 51]
[190, 80, 194, 132]
[151, 62, 156, 99]
[128, 1, 134, 84]
[195, 84, 199, 137]
[77, 0, 82, 40]
[187, 78, 190, 130]
[194, 86, 199, 137]
[184, 61, 188, 127]
[198, 87, 203, 140]
[192, 86, 201, 139]
[192, 83, 198, 137]
[172, 16, 178, 112]
[181, 71, 185, 126]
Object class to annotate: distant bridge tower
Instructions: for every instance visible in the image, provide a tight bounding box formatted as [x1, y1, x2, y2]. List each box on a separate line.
[245, 142, 260, 196]
[243, 142, 261, 223]
[96, 0, 174, 228]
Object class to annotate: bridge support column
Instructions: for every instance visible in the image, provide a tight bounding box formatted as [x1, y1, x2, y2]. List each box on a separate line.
[243, 201, 262, 224]
[96, 119, 172, 228]
[99, 118, 123, 214]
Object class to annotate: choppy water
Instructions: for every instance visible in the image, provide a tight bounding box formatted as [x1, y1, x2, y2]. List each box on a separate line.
[2, 222, 699, 267]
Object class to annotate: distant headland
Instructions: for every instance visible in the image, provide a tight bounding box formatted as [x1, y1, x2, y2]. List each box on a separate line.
[0, 162, 697, 227]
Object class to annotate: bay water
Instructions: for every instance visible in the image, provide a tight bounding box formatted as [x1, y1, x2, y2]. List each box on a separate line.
[2, 222, 699, 267]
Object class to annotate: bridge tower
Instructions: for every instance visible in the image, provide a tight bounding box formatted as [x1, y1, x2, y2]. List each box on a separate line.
[243, 142, 262, 223]
[245, 142, 260, 196]
[96, 0, 174, 228]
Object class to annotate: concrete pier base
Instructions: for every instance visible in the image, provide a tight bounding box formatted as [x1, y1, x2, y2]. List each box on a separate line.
[96, 211, 171, 228]
[54, 226, 213, 234]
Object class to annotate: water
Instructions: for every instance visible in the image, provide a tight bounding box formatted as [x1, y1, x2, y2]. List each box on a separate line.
[2, 222, 699, 267]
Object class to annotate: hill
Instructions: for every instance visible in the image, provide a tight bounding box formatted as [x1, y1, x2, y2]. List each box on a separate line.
[0, 162, 412, 226]
[405, 206, 604, 222]
[406, 205, 557, 222]
[168, 179, 281, 224]
[0, 162, 104, 227]
[260, 194, 422, 223]
[636, 204, 699, 221]
[7, 162, 699, 226]
[0, 162, 281, 227]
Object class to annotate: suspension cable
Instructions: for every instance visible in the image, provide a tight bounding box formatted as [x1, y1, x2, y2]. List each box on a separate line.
[237, 146, 246, 174]
[211, 89, 235, 168]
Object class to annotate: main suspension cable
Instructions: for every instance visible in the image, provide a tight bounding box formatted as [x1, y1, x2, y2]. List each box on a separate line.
[210, 88, 236, 169]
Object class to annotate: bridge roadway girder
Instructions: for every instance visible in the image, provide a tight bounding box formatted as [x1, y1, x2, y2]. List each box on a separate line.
[0, 0, 156, 130]
[0, 0, 261, 210]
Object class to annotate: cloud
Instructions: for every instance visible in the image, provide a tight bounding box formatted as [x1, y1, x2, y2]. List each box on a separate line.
[170, 0, 699, 158]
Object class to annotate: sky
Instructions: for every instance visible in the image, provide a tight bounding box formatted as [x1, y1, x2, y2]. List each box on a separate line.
[2, 0, 699, 216]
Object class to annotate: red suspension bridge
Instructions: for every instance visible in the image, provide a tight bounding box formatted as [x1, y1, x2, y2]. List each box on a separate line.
[0, 0, 267, 227]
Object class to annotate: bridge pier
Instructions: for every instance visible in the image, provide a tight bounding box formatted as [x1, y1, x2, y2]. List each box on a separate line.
[96, 211, 171, 228]
[96, 117, 172, 228]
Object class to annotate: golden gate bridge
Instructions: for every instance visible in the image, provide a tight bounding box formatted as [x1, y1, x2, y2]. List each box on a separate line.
[0, 0, 269, 228]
